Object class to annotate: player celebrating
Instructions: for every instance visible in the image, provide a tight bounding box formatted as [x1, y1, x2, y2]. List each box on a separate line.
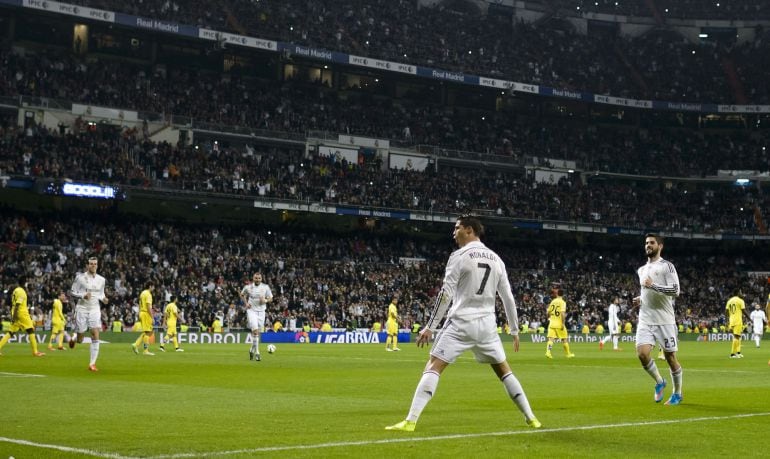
[69, 257, 108, 371]
[726, 289, 748, 358]
[633, 234, 683, 406]
[600, 296, 622, 351]
[386, 215, 540, 432]
[241, 272, 272, 362]
[385, 297, 400, 352]
[159, 295, 184, 352]
[48, 292, 69, 351]
[545, 288, 574, 359]
[749, 303, 767, 348]
[0, 275, 45, 357]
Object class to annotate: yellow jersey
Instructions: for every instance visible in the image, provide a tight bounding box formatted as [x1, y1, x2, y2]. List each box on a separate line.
[547, 297, 566, 329]
[51, 298, 65, 325]
[139, 289, 153, 315]
[388, 302, 398, 322]
[11, 286, 30, 319]
[726, 296, 745, 327]
[164, 302, 179, 325]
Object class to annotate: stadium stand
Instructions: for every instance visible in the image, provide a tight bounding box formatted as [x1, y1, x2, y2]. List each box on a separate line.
[0, 1, 768, 338]
[58, 0, 770, 103]
[0, 211, 767, 334]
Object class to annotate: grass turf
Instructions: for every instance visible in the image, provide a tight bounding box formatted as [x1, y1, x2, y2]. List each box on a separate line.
[1, 339, 768, 458]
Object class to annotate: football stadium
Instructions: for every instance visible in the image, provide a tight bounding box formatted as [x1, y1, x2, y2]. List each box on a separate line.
[1, 1, 769, 457]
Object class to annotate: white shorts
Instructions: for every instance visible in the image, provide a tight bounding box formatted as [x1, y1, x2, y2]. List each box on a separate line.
[753, 325, 764, 335]
[247, 309, 265, 332]
[635, 323, 678, 352]
[75, 309, 102, 333]
[430, 315, 506, 365]
[608, 320, 620, 334]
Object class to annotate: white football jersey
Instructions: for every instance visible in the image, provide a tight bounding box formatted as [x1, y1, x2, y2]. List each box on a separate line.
[70, 272, 106, 313]
[608, 303, 620, 331]
[750, 310, 767, 333]
[241, 282, 272, 312]
[637, 258, 680, 326]
[425, 240, 518, 333]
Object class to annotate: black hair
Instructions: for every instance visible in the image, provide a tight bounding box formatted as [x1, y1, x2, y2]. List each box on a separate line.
[457, 214, 485, 239]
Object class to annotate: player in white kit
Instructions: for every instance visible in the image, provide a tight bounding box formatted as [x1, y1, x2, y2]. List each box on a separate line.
[69, 257, 108, 372]
[600, 296, 622, 351]
[633, 234, 682, 406]
[749, 303, 767, 348]
[240, 272, 272, 362]
[386, 215, 540, 432]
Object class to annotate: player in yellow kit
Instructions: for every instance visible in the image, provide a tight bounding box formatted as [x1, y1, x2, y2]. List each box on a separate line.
[545, 288, 574, 359]
[132, 281, 155, 356]
[385, 297, 400, 351]
[726, 289, 748, 358]
[0, 275, 45, 356]
[48, 292, 68, 351]
[159, 295, 184, 352]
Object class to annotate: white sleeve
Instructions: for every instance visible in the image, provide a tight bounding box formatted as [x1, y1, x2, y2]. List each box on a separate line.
[70, 274, 85, 299]
[650, 263, 680, 297]
[425, 253, 460, 331]
[97, 277, 106, 301]
[497, 267, 518, 336]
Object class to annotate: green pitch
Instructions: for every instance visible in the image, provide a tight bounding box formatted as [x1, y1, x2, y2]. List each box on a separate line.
[2, 339, 768, 458]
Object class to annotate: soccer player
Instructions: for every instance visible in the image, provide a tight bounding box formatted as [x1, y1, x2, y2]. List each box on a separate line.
[132, 281, 155, 356]
[749, 303, 767, 348]
[385, 297, 400, 351]
[545, 288, 574, 359]
[385, 215, 541, 432]
[632, 233, 683, 406]
[600, 296, 621, 351]
[159, 295, 184, 352]
[69, 257, 108, 371]
[0, 275, 45, 357]
[47, 292, 69, 351]
[726, 289, 748, 358]
[241, 272, 272, 362]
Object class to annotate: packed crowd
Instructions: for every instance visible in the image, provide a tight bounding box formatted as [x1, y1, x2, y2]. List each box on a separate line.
[0, 212, 767, 336]
[57, 0, 769, 103]
[3, 42, 770, 176]
[653, 0, 770, 20]
[1, 123, 767, 234]
[1, 2, 768, 338]
[547, 0, 770, 20]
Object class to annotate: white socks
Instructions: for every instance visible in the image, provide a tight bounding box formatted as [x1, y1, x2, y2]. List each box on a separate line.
[645, 360, 663, 384]
[501, 372, 535, 420]
[406, 371, 440, 422]
[89, 341, 99, 366]
[671, 366, 683, 395]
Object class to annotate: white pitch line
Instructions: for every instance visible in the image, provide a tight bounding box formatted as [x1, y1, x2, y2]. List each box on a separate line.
[147, 411, 770, 458]
[0, 371, 46, 378]
[0, 437, 137, 459]
[523, 363, 762, 375]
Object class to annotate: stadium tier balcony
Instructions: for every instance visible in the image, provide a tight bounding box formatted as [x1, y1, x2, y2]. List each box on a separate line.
[2, 43, 769, 180]
[60, 0, 770, 104]
[2, 122, 768, 236]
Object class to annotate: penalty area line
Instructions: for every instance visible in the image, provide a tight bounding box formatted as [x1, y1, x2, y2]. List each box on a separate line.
[148, 411, 770, 458]
[0, 437, 137, 459]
